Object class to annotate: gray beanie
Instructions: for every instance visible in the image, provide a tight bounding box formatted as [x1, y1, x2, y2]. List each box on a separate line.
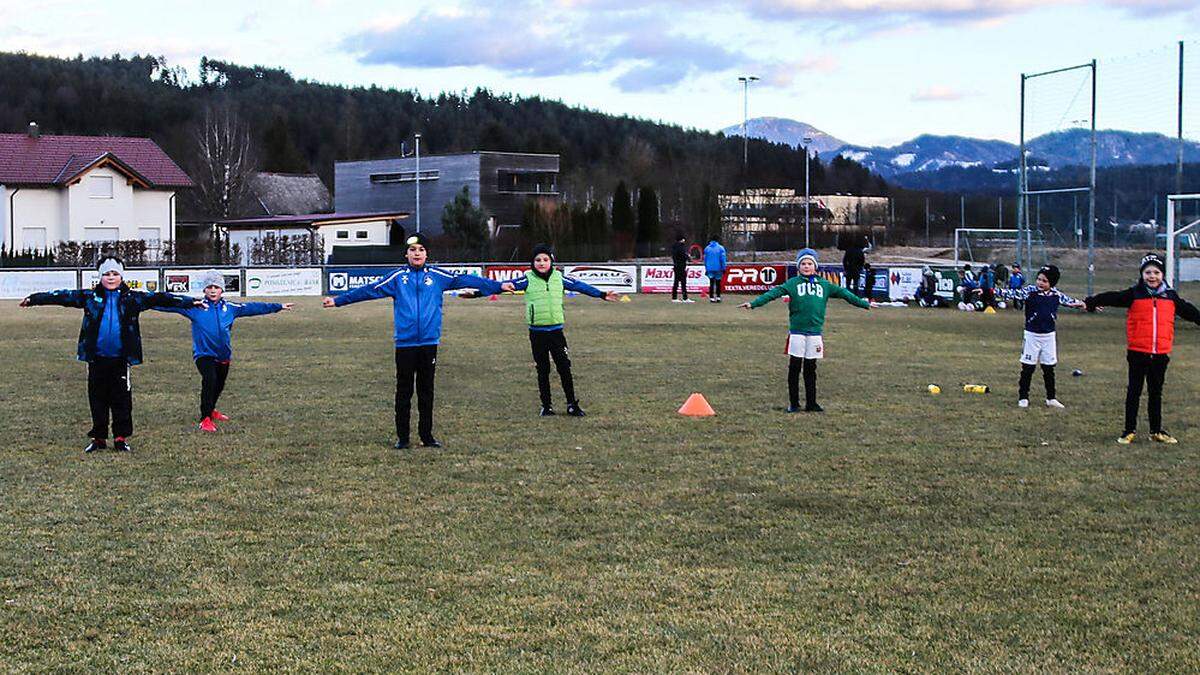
[199, 270, 225, 290]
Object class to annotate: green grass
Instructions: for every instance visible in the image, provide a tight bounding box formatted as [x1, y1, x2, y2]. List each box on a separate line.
[2, 284, 1199, 671]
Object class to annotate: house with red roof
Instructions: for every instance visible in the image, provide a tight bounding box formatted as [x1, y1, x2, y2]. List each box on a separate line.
[1, 123, 192, 253]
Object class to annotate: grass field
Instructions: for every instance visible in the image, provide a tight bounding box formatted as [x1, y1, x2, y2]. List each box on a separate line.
[2, 278, 1199, 671]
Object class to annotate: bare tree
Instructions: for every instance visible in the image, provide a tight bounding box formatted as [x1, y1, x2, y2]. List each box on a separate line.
[189, 105, 258, 219]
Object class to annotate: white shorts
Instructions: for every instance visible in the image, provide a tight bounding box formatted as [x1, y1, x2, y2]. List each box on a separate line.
[1020, 331, 1058, 366]
[787, 334, 824, 359]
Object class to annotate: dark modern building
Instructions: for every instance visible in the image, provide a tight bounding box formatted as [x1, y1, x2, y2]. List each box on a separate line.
[334, 151, 559, 237]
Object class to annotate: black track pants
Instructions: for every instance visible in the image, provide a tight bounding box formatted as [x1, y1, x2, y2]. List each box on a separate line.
[87, 357, 132, 439]
[395, 345, 438, 443]
[787, 357, 818, 408]
[195, 356, 231, 421]
[529, 328, 576, 408]
[1018, 364, 1056, 401]
[1125, 350, 1169, 434]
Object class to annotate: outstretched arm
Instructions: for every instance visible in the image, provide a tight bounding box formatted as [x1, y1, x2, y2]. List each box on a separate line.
[233, 301, 286, 318]
[447, 273, 503, 296]
[562, 275, 607, 299]
[1085, 287, 1135, 312]
[829, 283, 871, 309]
[995, 286, 1032, 301]
[741, 283, 789, 309]
[1055, 289, 1085, 309]
[1174, 294, 1200, 325]
[21, 289, 88, 308]
[329, 271, 400, 308]
[138, 291, 200, 310]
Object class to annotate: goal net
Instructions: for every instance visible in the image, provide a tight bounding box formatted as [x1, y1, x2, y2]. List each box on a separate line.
[954, 228, 1045, 270]
[1166, 194, 1200, 286]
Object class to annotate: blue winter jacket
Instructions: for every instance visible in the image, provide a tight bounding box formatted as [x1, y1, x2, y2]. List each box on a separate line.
[997, 286, 1080, 334]
[155, 299, 283, 361]
[333, 265, 503, 347]
[703, 242, 728, 277]
[25, 285, 194, 365]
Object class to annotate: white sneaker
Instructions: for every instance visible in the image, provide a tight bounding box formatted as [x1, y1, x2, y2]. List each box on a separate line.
[1046, 399, 1065, 409]
[683, 299, 695, 303]
[1018, 399, 1029, 408]
[671, 299, 682, 303]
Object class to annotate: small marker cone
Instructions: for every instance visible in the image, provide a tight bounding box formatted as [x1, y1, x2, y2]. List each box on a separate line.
[983, 306, 996, 314]
[487, 294, 499, 301]
[678, 392, 716, 417]
[619, 295, 631, 303]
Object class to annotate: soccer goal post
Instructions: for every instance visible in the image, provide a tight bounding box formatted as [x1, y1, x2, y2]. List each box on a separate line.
[1166, 194, 1200, 286]
[954, 228, 1040, 270]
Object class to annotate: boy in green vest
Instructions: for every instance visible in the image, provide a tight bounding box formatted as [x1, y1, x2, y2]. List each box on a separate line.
[739, 248, 872, 412]
[496, 244, 619, 416]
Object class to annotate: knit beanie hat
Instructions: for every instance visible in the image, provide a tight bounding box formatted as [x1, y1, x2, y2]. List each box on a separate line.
[405, 233, 429, 249]
[199, 269, 225, 290]
[795, 248, 818, 268]
[1038, 264, 1060, 287]
[1140, 253, 1165, 274]
[531, 243, 554, 264]
[97, 257, 124, 276]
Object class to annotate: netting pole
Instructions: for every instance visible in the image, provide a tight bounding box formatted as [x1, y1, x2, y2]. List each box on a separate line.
[1178, 41, 1185, 197]
[1087, 59, 1097, 296]
[1018, 73, 1027, 271]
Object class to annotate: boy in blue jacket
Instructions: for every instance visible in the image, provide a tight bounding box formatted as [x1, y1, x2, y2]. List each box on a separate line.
[703, 235, 728, 303]
[322, 234, 503, 449]
[20, 256, 199, 452]
[155, 270, 292, 432]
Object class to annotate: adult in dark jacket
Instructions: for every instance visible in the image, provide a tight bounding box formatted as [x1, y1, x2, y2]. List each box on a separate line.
[670, 233, 692, 302]
[1085, 253, 1200, 444]
[20, 256, 199, 452]
[322, 235, 503, 449]
[841, 235, 867, 296]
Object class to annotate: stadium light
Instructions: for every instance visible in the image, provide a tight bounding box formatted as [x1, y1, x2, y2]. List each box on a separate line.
[738, 75, 759, 171]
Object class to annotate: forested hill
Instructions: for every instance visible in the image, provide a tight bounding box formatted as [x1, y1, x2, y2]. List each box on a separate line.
[0, 52, 885, 224]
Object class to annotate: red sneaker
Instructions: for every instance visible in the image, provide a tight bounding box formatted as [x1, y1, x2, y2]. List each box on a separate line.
[199, 417, 218, 432]
[211, 410, 230, 422]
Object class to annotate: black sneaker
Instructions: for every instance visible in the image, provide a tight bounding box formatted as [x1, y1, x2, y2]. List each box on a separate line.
[394, 439, 410, 450]
[420, 438, 442, 448]
[113, 439, 131, 452]
[805, 403, 824, 413]
[566, 402, 586, 417]
[540, 406, 556, 416]
[84, 439, 106, 453]
[785, 406, 802, 414]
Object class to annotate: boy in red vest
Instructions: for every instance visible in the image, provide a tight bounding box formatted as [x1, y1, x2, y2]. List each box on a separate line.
[1085, 253, 1200, 444]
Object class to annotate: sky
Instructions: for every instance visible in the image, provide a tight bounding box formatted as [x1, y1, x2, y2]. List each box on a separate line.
[1, 0, 1197, 147]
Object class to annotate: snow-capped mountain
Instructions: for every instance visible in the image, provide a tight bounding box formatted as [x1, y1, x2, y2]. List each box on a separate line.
[720, 117, 848, 155]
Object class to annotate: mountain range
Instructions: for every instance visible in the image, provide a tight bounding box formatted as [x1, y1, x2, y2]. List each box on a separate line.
[725, 117, 1200, 179]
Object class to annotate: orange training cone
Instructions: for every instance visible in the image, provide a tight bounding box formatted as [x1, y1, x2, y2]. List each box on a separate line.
[487, 294, 499, 301]
[678, 393, 716, 417]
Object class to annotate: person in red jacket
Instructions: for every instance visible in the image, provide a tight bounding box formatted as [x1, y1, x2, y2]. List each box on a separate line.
[1085, 253, 1200, 444]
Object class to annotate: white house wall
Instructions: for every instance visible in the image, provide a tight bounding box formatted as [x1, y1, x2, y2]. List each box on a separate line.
[67, 167, 136, 242]
[318, 219, 390, 259]
[12, 187, 67, 247]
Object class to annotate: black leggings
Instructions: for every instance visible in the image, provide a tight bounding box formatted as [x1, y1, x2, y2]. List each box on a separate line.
[787, 357, 818, 408]
[708, 276, 722, 299]
[1125, 351, 1170, 434]
[196, 357, 230, 421]
[395, 345, 438, 443]
[530, 328, 576, 408]
[1018, 363, 1056, 401]
[87, 357, 133, 439]
[672, 266, 688, 300]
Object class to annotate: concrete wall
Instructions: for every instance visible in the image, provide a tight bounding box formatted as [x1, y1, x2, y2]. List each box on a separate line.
[336, 155, 481, 238]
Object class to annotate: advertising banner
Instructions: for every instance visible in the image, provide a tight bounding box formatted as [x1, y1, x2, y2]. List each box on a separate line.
[864, 267, 891, 300]
[164, 269, 242, 296]
[0, 270, 78, 299]
[484, 265, 529, 283]
[82, 269, 161, 292]
[245, 268, 323, 296]
[722, 264, 787, 293]
[888, 267, 924, 301]
[325, 266, 400, 295]
[932, 267, 960, 300]
[639, 265, 706, 294]
[438, 265, 485, 294]
[562, 264, 638, 293]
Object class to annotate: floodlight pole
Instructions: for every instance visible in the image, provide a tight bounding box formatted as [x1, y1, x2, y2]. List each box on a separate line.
[803, 135, 812, 247]
[1018, 73, 1027, 271]
[1178, 41, 1185, 197]
[738, 75, 758, 172]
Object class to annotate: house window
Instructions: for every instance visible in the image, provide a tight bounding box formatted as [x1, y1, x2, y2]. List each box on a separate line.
[497, 171, 558, 194]
[84, 227, 120, 242]
[336, 230, 349, 239]
[89, 176, 114, 199]
[355, 230, 369, 239]
[369, 170, 440, 184]
[22, 227, 47, 249]
[138, 227, 161, 245]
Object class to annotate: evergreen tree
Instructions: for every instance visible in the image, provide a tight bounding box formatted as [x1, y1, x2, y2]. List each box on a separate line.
[441, 186, 489, 256]
[636, 186, 660, 256]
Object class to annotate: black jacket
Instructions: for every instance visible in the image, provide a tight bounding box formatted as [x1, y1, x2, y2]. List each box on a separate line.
[26, 285, 193, 365]
[671, 241, 688, 267]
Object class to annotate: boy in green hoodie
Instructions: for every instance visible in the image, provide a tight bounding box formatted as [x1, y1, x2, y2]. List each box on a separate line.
[740, 248, 872, 412]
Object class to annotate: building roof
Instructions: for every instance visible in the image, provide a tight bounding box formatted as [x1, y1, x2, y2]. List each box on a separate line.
[0, 132, 193, 188]
[247, 172, 331, 216]
[218, 211, 408, 228]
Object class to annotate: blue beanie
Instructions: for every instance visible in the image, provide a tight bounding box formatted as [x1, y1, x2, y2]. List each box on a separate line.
[796, 248, 819, 268]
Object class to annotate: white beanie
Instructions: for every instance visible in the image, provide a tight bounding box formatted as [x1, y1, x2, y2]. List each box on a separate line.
[97, 257, 124, 276]
[199, 270, 225, 290]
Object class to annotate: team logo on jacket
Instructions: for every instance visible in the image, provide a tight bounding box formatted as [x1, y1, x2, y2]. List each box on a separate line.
[425, 277, 433, 286]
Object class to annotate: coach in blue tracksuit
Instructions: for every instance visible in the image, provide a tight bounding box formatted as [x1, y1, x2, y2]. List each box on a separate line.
[323, 234, 503, 449]
[155, 270, 291, 431]
[703, 235, 728, 302]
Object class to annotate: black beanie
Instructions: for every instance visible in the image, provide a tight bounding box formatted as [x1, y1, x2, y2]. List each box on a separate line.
[404, 233, 429, 249]
[1038, 265, 1060, 287]
[1140, 253, 1165, 274]
[531, 243, 554, 264]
